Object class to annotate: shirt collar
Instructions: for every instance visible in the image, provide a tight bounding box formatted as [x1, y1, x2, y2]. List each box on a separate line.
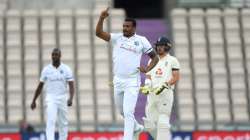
[50, 63, 62, 69]
[160, 53, 169, 60]
[123, 33, 136, 40]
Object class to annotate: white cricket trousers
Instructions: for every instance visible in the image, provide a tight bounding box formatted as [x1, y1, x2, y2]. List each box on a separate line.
[113, 76, 140, 140]
[145, 89, 173, 140]
[146, 89, 173, 121]
[46, 99, 68, 140]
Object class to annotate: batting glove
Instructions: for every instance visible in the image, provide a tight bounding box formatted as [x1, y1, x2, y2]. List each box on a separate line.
[154, 82, 170, 95]
[140, 86, 151, 95]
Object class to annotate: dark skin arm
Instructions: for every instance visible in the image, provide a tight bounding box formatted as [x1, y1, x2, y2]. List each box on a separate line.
[95, 8, 111, 42]
[30, 82, 44, 110]
[138, 50, 159, 73]
[67, 81, 74, 106]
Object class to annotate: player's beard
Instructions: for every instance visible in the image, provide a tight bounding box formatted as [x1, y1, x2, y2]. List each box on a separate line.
[52, 60, 60, 67]
[123, 30, 134, 37]
[123, 31, 130, 37]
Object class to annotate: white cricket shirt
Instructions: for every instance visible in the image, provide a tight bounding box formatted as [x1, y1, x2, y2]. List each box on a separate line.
[147, 54, 180, 89]
[40, 63, 74, 100]
[110, 33, 153, 78]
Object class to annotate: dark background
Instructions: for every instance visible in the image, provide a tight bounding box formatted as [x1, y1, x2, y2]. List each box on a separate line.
[114, 0, 164, 18]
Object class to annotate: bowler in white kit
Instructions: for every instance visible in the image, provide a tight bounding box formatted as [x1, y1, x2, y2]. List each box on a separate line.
[30, 48, 74, 140]
[95, 8, 159, 140]
[141, 36, 180, 140]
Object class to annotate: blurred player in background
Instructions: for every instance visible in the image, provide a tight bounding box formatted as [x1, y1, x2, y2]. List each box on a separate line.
[141, 36, 180, 140]
[30, 48, 74, 140]
[19, 119, 35, 133]
[96, 8, 159, 140]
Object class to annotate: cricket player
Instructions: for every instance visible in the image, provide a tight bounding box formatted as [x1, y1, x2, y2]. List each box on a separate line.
[96, 8, 159, 140]
[141, 36, 180, 140]
[30, 48, 74, 140]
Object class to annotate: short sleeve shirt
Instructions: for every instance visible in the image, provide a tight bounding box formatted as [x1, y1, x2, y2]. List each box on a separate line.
[110, 33, 153, 78]
[40, 63, 74, 100]
[147, 54, 180, 89]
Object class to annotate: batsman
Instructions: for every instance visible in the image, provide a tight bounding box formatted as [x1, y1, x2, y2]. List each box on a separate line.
[140, 36, 180, 140]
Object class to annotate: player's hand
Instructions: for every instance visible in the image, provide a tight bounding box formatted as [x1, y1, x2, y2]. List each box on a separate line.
[138, 66, 148, 73]
[154, 82, 170, 95]
[67, 99, 73, 106]
[30, 101, 36, 110]
[100, 7, 109, 19]
[140, 86, 151, 95]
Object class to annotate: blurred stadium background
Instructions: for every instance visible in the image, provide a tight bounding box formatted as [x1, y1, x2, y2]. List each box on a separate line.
[0, 0, 250, 139]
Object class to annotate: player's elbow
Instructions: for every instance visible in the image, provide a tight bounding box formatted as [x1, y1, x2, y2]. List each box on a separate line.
[175, 73, 180, 82]
[95, 32, 110, 42]
[95, 31, 106, 40]
[95, 26, 102, 36]
[172, 71, 180, 83]
[152, 52, 159, 63]
[152, 55, 159, 65]
[178, 74, 180, 81]
[175, 77, 180, 83]
[95, 31, 101, 37]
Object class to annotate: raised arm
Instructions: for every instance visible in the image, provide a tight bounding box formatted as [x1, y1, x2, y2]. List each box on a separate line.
[95, 8, 111, 42]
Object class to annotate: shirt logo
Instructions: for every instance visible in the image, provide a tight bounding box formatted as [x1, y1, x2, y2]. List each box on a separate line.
[60, 70, 64, 74]
[134, 41, 139, 46]
[120, 44, 137, 53]
[50, 77, 64, 81]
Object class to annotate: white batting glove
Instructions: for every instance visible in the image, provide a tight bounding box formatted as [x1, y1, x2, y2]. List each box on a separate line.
[154, 82, 170, 95]
[140, 78, 153, 95]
